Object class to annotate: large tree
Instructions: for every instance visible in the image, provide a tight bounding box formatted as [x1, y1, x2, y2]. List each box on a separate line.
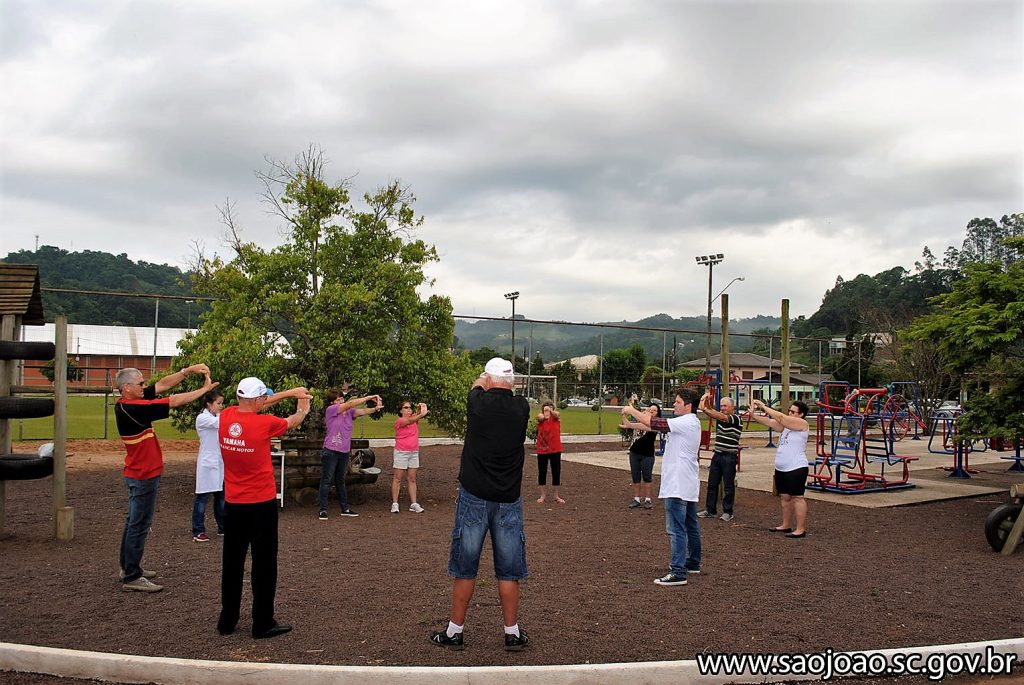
[174, 147, 477, 436]
[909, 236, 1024, 441]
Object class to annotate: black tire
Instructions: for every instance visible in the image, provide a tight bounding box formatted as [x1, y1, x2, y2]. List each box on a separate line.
[0, 454, 55, 480]
[352, 448, 375, 469]
[984, 502, 1023, 552]
[0, 397, 55, 419]
[0, 341, 56, 361]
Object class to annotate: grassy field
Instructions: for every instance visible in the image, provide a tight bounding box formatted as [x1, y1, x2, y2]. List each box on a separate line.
[11, 396, 764, 442]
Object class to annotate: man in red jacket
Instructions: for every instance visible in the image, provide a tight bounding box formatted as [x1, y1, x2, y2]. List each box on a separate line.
[115, 364, 217, 593]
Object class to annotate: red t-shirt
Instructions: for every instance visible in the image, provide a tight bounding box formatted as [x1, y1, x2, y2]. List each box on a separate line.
[115, 386, 170, 480]
[536, 415, 562, 454]
[218, 406, 289, 504]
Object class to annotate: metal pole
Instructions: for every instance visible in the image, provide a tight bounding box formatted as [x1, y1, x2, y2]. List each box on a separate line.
[511, 299, 516, 366]
[598, 333, 604, 435]
[527, 323, 533, 399]
[151, 298, 159, 375]
[781, 299, 790, 412]
[661, 331, 667, 401]
[705, 262, 714, 372]
[857, 339, 862, 387]
[721, 294, 730, 403]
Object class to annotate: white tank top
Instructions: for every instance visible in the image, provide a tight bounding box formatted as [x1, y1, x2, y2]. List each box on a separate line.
[775, 427, 809, 472]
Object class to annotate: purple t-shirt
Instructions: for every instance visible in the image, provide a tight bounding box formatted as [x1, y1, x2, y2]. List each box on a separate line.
[323, 404, 356, 453]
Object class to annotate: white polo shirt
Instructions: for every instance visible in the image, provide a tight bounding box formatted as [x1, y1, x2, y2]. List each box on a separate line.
[659, 413, 701, 502]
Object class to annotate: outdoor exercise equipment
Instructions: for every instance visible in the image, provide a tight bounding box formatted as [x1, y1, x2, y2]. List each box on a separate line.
[984, 482, 1024, 554]
[808, 383, 917, 494]
[0, 309, 74, 539]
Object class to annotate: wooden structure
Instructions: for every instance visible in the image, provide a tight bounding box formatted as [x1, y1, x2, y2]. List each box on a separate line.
[0, 264, 73, 539]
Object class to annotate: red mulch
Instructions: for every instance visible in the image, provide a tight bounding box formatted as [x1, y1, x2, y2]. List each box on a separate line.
[0, 441, 1021, 680]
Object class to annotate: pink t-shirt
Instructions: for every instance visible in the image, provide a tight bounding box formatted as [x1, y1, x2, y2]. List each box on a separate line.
[394, 417, 419, 452]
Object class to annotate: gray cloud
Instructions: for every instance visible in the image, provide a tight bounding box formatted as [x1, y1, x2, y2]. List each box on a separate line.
[2, 0, 1021, 322]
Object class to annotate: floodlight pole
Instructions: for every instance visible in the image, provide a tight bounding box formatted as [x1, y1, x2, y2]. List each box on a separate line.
[504, 291, 520, 367]
[696, 254, 724, 374]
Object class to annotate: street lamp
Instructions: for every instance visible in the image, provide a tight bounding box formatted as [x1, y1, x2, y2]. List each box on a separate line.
[504, 291, 520, 365]
[186, 300, 194, 329]
[695, 254, 724, 372]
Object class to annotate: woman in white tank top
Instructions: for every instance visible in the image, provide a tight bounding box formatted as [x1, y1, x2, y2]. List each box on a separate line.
[749, 399, 810, 538]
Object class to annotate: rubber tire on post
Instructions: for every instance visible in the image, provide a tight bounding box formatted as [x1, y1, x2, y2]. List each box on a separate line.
[0, 397, 55, 419]
[352, 448, 375, 469]
[0, 341, 56, 361]
[0, 454, 55, 480]
[984, 502, 1023, 552]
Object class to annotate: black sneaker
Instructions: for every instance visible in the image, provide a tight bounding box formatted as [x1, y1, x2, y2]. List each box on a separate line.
[653, 573, 687, 586]
[628, 499, 642, 509]
[642, 499, 653, 509]
[504, 629, 530, 651]
[429, 629, 465, 650]
[339, 509, 359, 517]
[318, 510, 328, 521]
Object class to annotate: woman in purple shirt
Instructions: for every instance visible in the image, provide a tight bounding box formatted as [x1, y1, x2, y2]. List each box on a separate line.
[318, 387, 383, 520]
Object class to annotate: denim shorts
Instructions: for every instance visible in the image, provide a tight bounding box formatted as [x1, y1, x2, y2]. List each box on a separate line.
[447, 487, 528, 581]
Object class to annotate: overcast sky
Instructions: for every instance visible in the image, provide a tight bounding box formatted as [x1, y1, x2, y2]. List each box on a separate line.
[2, 0, 1021, 323]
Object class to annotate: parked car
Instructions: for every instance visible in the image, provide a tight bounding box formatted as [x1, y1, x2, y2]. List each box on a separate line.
[934, 400, 963, 418]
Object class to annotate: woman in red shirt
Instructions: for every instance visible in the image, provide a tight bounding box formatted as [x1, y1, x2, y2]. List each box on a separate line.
[536, 401, 565, 504]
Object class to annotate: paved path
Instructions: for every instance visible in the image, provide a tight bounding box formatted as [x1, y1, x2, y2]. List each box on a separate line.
[563, 435, 1021, 509]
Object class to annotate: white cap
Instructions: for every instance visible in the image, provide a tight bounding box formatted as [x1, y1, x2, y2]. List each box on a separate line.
[237, 377, 274, 398]
[484, 357, 514, 378]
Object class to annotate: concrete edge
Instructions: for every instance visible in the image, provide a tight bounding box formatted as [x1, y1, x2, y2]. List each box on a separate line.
[2, 637, 1022, 685]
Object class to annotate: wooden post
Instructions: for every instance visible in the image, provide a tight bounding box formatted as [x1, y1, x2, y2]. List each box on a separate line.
[0, 314, 15, 532]
[781, 299, 790, 411]
[53, 315, 74, 540]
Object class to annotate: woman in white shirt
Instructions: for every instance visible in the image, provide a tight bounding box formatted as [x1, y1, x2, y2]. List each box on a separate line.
[192, 390, 225, 542]
[750, 399, 810, 538]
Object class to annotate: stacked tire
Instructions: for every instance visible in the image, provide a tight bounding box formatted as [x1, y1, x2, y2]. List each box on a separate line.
[0, 341, 56, 481]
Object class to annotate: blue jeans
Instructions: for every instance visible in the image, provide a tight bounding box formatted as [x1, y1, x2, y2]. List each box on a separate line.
[319, 449, 350, 512]
[192, 490, 225, 536]
[447, 487, 528, 581]
[120, 475, 161, 582]
[663, 497, 701, 577]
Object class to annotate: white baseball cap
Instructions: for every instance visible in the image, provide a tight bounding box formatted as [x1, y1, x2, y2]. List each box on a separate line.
[237, 377, 274, 398]
[484, 357, 514, 378]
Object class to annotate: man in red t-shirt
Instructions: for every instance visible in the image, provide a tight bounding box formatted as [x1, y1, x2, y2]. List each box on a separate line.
[115, 364, 218, 593]
[217, 376, 311, 639]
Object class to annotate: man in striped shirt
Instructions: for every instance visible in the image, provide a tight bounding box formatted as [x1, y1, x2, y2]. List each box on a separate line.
[697, 393, 742, 522]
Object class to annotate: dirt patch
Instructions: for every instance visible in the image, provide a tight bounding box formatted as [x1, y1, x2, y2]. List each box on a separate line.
[0, 441, 1021, 673]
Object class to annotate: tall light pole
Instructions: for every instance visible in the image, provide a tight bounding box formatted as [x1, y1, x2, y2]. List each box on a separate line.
[695, 254, 724, 373]
[186, 300, 194, 329]
[504, 291, 519, 367]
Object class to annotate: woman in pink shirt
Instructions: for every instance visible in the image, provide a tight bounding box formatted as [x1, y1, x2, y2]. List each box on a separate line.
[392, 401, 429, 513]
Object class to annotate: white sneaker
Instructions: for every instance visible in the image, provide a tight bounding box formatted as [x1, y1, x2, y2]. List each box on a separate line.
[391, 502, 400, 514]
[409, 503, 425, 513]
[123, 576, 163, 592]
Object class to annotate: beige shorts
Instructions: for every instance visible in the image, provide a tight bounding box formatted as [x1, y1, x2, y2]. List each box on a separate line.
[393, 450, 420, 469]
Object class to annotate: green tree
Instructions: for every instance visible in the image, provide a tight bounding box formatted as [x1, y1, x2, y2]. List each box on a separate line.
[909, 236, 1024, 441]
[40, 358, 83, 383]
[467, 346, 499, 366]
[530, 352, 545, 375]
[175, 146, 477, 436]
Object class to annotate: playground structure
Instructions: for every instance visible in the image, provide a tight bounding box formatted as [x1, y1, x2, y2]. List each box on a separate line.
[0, 264, 74, 539]
[808, 382, 924, 494]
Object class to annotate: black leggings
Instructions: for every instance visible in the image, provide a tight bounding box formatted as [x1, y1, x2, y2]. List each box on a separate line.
[537, 452, 562, 486]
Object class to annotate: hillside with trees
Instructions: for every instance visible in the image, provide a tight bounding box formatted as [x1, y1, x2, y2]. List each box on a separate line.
[1, 246, 201, 327]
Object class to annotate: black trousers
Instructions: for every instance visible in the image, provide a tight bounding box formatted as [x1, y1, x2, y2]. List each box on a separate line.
[219, 498, 279, 635]
[537, 452, 562, 486]
[705, 451, 738, 515]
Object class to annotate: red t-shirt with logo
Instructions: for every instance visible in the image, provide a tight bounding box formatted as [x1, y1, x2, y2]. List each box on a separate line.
[218, 406, 289, 504]
[115, 385, 170, 480]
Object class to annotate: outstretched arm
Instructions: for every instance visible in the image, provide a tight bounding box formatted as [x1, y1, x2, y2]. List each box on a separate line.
[699, 392, 727, 421]
[399, 403, 429, 426]
[155, 363, 210, 395]
[284, 389, 314, 430]
[168, 372, 219, 408]
[354, 395, 385, 418]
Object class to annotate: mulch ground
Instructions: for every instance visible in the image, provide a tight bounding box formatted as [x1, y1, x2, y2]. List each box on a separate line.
[1, 441, 1021, 678]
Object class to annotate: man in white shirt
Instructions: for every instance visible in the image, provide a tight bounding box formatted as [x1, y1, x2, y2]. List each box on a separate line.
[621, 387, 703, 586]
